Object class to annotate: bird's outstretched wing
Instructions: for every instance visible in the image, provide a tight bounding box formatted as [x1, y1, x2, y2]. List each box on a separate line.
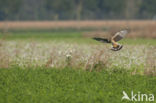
[112, 30, 128, 42]
[93, 37, 111, 43]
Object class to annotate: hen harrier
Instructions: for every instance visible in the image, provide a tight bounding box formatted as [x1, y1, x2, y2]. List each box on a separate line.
[93, 29, 129, 51]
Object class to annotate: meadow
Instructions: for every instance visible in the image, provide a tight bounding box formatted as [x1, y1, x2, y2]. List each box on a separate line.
[0, 21, 156, 103]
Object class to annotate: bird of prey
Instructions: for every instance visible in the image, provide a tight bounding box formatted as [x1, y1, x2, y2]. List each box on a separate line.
[93, 29, 129, 51]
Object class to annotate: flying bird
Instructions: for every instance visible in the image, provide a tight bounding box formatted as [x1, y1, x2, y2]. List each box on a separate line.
[93, 29, 129, 51]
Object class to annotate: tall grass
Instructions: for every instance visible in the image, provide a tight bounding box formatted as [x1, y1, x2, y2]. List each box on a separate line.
[0, 40, 155, 75]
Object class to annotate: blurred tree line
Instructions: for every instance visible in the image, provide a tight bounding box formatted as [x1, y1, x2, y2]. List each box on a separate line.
[0, 0, 156, 20]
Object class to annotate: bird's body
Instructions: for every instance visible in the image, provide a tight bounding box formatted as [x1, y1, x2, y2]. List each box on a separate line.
[93, 29, 129, 51]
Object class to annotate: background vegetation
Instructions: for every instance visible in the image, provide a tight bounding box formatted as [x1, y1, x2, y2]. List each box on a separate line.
[0, 0, 156, 20]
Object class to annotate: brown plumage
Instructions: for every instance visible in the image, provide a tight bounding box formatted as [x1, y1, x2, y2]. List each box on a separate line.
[93, 29, 129, 51]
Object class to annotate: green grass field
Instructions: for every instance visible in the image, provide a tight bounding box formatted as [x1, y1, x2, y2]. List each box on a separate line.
[0, 67, 156, 103]
[0, 30, 156, 103]
[0, 31, 156, 44]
